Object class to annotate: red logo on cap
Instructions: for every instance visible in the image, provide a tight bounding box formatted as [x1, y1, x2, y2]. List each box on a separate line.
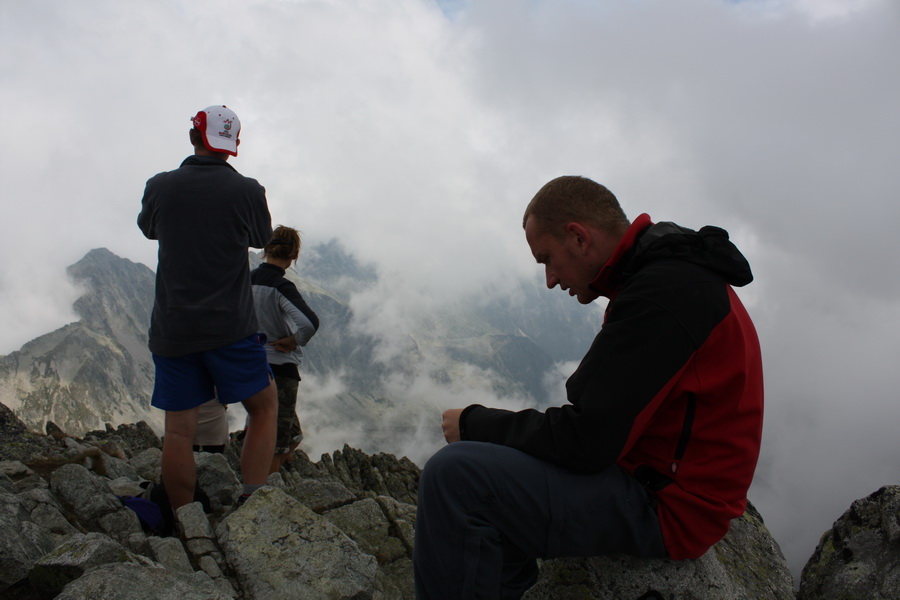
[192, 112, 207, 129]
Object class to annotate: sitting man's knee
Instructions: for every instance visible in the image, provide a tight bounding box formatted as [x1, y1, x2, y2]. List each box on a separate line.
[421, 442, 482, 490]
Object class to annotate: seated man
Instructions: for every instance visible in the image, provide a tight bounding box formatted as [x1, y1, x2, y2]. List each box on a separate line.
[414, 175, 764, 599]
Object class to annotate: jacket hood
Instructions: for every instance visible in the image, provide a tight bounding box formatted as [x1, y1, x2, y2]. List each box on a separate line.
[631, 220, 754, 287]
[590, 214, 753, 298]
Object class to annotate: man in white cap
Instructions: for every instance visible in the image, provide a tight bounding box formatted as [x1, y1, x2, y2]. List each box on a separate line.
[138, 105, 277, 510]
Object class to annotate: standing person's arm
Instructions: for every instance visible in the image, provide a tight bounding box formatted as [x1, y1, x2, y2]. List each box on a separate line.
[245, 179, 272, 248]
[268, 298, 316, 353]
[277, 293, 317, 346]
[276, 281, 319, 332]
[137, 180, 158, 239]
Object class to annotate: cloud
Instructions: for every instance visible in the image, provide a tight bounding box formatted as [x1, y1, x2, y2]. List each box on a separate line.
[2, 0, 899, 580]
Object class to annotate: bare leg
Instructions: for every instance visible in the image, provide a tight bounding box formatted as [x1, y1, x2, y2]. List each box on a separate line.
[240, 379, 277, 485]
[269, 445, 298, 474]
[269, 454, 284, 474]
[161, 406, 200, 510]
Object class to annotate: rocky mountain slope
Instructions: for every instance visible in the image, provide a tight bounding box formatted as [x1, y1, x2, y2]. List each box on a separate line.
[0, 244, 601, 458]
[2, 402, 898, 599]
[0, 249, 159, 436]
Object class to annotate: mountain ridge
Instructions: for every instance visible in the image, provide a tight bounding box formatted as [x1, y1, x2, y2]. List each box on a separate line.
[0, 243, 601, 461]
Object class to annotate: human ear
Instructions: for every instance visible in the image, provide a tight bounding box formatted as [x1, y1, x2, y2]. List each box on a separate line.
[565, 222, 591, 253]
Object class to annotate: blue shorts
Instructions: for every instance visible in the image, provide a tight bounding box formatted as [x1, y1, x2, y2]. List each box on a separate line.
[151, 334, 272, 412]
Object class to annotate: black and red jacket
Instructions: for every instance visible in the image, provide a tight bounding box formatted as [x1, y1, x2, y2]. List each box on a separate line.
[460, 213, 764, 560]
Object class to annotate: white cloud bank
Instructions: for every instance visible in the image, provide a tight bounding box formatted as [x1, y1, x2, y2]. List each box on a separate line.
[2, 0, 899, 580]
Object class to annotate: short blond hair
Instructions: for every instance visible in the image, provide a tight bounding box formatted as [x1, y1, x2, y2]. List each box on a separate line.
[523, 176, 629, 237]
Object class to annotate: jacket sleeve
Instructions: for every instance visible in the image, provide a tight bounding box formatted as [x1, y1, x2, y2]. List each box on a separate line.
[462, 272, 703, 474]
[275, 280, 319, 345]
[137, 180, 157, 240]
[277, 294, 317, 346]
[245, 179, 273, 249]
[276, 281, 319, 331]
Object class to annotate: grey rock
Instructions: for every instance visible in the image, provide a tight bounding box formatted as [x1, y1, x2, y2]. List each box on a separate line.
[0, 472, 15, 494]
[18, 485, 77, 553]
[107, 475, 148, 497]
[0, 460, 34, 480]
[21, 518, 59, 554]
[376, 494, 417, 555]
[0, 402, 55, 463]
[130, 446, 162, 482]
[82, 420, 162, 457]
[27, 531, 143, 597]
[187, 537, 219, 556]
[54, 561, 233, 600]
[374, 557, 416, 600]
[177, 501, 216, 540]
[324, 497, 406, 563]
[369, 452, 421, 506]
[149, 536, 193, 574]
[323, 444, 420, 505]
[713, 502, 796, 598]
[30, 500, 80, 546]
[49, 462, 122, 523]
[12, 472, 48, 494]
[125, 531, 152, 556]
[523, 503, 794, 600]
[287, 447, 323, 478]
[97, 505, 143, 543]
[18, 485, 62, 512]
[103, 453, 143, 481]
[82, 435, 129, 461]
[798, 484, 900, 600]
[196, 451, 241, 514]
[217, 486, 378, 600]
[0, 491, 55, 587]
[198, 553, 224, 578]
[287, 475, 358, 512]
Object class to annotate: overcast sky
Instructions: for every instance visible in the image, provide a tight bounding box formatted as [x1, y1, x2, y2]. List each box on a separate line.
[2, 0, 898, 580]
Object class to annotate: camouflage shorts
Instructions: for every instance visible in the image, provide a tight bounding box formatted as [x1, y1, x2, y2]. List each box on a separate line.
[274, 375, 303, 454]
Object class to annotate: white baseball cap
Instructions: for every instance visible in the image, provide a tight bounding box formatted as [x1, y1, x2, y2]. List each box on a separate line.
[191, 105, 241, 156]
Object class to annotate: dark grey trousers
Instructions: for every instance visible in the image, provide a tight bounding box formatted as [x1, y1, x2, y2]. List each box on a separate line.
[413, 441, 667, 600]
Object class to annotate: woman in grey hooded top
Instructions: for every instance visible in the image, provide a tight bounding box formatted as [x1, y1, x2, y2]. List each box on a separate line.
[250, 225, 320, 473]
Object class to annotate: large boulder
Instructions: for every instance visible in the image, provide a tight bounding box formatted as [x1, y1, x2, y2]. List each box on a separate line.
[0, 489, 57, 588]
[55, 562, 232, 600]
[28, 532, 148, 597]
[798, 485, 900, 600]
[523, 502, 795, 600]
[216, 486, 379, 599]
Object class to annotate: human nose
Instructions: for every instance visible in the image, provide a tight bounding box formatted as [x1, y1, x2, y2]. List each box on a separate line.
[546, 267, 560, 289]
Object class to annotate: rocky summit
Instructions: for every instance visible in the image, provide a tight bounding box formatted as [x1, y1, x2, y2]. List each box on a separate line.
[1, 400, 898, 599]
[797, 485, 900, 600]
